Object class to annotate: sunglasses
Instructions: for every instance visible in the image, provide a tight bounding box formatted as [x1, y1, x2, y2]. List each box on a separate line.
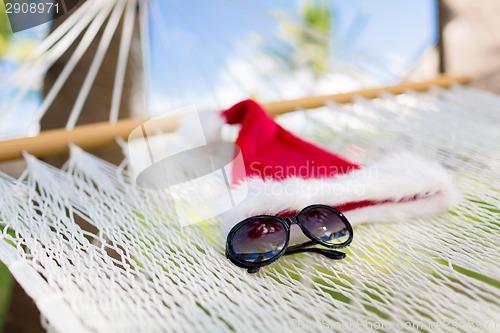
[225, 204, 353, 273]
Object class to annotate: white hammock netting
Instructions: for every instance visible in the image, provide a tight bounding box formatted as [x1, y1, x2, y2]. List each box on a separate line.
[1, 85, 499, 332]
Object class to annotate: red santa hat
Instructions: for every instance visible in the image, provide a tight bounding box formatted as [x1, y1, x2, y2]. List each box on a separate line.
[218, 100, 460, 240]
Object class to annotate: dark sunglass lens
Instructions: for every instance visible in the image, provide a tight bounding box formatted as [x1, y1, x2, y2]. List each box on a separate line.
[231, 218, 287, 263]
[300, 207, 350, 246]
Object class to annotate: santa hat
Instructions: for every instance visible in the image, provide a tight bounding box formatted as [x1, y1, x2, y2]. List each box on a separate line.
[218, 100, 460, 240]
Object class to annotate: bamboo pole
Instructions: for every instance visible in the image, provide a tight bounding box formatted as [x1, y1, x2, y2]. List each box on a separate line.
[264, 75, 469, 116]
[0, 75, 469, 162]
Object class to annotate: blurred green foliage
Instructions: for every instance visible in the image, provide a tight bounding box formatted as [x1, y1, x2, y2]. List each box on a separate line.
[267, 0, 333, 76]
[0, 262, 13, 329]
[1, 1, 13, 56]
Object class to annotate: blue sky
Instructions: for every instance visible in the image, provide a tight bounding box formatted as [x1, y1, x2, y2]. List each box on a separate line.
[331, 0, 436, 59]
[146, 0, 436, 111]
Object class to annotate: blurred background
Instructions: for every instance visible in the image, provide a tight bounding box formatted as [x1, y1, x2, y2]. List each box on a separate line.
[0, 0, 438, 141]
[1, 0, 499, 331]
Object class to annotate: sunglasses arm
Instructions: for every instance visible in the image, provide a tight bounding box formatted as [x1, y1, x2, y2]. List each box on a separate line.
[284, 241, 346, 260]
[244, 242, 347, 274]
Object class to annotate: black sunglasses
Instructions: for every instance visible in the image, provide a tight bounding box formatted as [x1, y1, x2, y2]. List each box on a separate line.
[225, 204, 353, 273]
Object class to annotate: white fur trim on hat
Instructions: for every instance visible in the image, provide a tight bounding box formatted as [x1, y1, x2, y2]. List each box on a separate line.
[220, 153, 460, 241]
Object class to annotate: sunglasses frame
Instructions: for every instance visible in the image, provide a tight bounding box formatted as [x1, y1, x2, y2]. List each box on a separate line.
[225, 204, 353, 272]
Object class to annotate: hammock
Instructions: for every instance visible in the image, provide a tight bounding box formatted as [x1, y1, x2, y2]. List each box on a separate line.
[1, 83, 500, 332]
[1, 1, 499, 332]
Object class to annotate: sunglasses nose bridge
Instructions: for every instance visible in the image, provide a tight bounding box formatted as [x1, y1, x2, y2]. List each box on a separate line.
[285, 216, 299, 225]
